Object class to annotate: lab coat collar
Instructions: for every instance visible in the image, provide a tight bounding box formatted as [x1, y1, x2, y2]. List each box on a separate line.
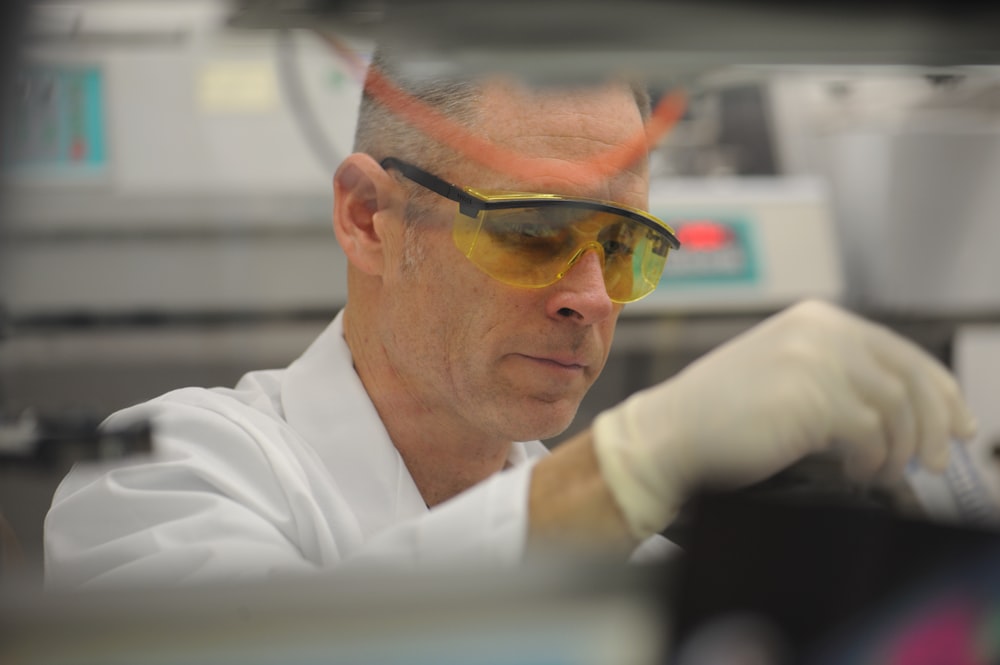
[280, 310, 545, 540]
[281, 311, 426, 539]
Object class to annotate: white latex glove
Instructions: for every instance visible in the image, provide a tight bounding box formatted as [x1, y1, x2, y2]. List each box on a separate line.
[593, 300, 979, 539]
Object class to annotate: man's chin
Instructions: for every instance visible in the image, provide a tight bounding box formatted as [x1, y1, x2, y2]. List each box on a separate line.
[508, 397, 580, 442]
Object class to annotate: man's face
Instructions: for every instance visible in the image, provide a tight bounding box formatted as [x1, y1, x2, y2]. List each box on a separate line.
[377, 81, 650, 443]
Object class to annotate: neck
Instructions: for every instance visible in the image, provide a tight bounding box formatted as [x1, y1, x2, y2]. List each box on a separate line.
[343, 304, 512, 507]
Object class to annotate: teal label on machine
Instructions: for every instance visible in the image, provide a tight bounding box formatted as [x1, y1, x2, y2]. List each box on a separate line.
[656, 214, 760, 288]
[3, 65, 107, 175]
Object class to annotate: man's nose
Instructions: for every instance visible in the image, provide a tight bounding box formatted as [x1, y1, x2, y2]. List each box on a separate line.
[544, 248, 617, 324]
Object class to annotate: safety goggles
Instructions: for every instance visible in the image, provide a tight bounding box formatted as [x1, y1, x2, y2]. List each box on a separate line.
[381, 157, 680, 303]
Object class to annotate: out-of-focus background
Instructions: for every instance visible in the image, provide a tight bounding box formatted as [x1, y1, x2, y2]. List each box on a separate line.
[2, 0, 1000, 593]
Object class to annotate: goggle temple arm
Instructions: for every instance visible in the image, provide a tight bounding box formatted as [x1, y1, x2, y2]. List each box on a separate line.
[381, 157, 485, 220]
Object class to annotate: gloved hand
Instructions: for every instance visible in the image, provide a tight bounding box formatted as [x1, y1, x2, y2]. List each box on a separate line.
[593, 300, 979, 539]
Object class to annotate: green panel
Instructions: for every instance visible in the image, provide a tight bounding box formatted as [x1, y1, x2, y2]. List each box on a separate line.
[3, 64, 108, 175]
[655, 212, 760, 290]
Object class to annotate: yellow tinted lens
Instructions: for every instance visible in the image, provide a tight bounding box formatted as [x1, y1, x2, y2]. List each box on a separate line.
[452, 206, 671, 303]
[454, 206, 583, 287]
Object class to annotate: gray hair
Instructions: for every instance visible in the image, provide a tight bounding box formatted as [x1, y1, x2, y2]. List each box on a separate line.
[353, 47, 482, 170]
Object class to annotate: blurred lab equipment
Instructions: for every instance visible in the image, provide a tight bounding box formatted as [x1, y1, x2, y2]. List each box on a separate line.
[0, 411, 151, 471]
[670, 489, 1000, 664]
[0, 561, 672, 665]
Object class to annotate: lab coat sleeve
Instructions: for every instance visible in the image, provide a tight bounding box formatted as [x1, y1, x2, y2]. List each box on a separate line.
[44, 393, 540, 588]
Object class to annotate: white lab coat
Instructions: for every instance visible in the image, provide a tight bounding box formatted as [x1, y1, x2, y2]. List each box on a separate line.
[45, 311, 674, 588]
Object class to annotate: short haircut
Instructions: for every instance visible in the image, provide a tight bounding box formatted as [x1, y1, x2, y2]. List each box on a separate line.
[352, 46, 652, 231]
[352, 46, 652, 171]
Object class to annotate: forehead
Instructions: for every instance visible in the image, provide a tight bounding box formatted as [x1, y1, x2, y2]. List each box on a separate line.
[456, 79, 648, 200]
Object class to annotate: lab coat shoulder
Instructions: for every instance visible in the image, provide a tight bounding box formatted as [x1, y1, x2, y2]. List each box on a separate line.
[44, 377, 360, 589]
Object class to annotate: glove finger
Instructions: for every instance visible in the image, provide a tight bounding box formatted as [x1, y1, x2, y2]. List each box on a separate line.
[883, 399, 918, 481]
[865, 322, 978, 441]
[875, 396, 917, 483]
[910, 367, 952, 473]
[862, 325, 956, 475]
[830, 399, 889, 483]
[844, 354, 915, 481]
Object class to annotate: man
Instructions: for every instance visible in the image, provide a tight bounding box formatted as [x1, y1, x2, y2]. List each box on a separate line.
[44, 50, 977, 587]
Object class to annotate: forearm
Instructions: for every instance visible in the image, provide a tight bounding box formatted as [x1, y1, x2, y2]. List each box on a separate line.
[526, 430, 638, 558]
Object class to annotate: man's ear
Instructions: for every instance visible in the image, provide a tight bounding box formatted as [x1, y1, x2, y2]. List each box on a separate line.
[333, 153, 401, 276]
